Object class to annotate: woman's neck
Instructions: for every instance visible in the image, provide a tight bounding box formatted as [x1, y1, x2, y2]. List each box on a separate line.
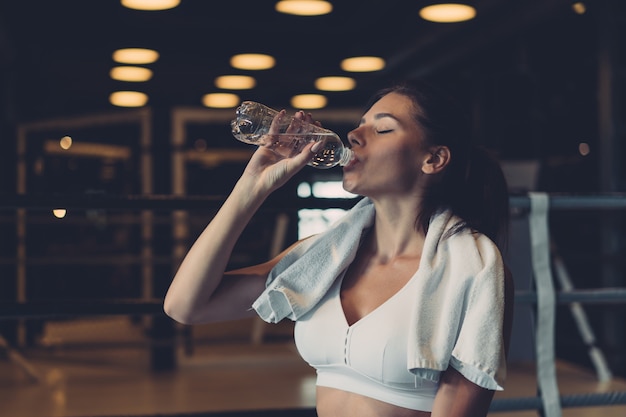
[368, 197, 426, 262]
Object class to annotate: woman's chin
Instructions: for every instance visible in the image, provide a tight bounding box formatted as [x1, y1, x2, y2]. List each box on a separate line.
[341, 179, 362, 197]
[341, 179, 355, 195]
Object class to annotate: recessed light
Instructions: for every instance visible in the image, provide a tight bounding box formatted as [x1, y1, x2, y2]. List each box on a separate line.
[291, 94, 327, 109]
[315, 76, 356, 91]
[109, 91, 148, 107]
[230, 54, 276, 70]
[121, 0, 180, 11]
[419, 4, 476, 23]
[275, 0, 333, 16]
[340, 56, 385, 72]
[202, 93, 240, 108]
[52, 209, 67, 219]
[215, 75, 256, 90]
[112, 48, 159, 64]
[110, 66, 153, 82]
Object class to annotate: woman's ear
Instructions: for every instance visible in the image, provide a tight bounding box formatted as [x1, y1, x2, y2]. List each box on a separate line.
[421, 146, 451, 174]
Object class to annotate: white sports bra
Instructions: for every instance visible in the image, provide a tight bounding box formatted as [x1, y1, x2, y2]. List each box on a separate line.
[294, 270, 439, 411]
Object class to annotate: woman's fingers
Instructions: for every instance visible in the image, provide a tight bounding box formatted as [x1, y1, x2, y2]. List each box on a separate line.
[285, 110, 305, 134]
[268, 109, 286, 136]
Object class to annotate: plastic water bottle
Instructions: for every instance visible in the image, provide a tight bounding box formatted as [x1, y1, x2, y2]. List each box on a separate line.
[230, 101, 353, 169]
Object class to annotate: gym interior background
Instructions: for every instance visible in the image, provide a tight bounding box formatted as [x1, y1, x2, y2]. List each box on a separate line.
[1, 1, 625, 416]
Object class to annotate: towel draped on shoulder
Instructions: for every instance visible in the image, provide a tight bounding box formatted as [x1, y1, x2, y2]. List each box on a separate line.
[252, 197, 507, 390]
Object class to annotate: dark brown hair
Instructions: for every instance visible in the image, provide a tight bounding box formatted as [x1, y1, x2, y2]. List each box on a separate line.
[366, 80, 510, 249]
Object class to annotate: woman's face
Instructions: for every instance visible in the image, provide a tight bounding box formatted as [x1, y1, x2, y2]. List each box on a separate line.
[342, 92, 431, 197]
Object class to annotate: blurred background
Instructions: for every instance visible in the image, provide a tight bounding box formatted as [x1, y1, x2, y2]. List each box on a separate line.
[1, 1, 625, 416]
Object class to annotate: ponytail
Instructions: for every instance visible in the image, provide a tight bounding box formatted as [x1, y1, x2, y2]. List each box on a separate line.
[458, 146, 510, 249]
[416, 145, 510, 251]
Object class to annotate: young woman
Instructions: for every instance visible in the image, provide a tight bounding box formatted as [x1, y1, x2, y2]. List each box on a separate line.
[164, 81, 514, 417]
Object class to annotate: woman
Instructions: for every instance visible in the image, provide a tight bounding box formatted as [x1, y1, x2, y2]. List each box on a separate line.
[164, 81, 515, 417]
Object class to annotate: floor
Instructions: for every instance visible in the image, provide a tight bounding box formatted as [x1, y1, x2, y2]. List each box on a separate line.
[1, 316, 625, 417]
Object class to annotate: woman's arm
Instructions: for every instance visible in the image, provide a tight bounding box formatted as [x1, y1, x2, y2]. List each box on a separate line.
[164, 112, 321, 325]
[430, 367, 495, 417]
[165, 240, 304, 325]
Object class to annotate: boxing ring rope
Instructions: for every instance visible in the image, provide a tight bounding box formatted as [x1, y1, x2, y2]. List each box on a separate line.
[1, 192, 626, 415]
[3, 192, 626, 210]
[1, 290, 625, 321]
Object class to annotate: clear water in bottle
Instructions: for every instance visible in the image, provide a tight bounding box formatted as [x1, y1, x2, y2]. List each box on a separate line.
[231, 101, 353, 169]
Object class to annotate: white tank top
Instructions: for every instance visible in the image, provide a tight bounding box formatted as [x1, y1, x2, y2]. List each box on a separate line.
[294, 269, 439, 411]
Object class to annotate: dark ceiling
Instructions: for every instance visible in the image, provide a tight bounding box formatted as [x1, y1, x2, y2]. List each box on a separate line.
[2, 0, 625, 196]
[0, 0, 595, 122]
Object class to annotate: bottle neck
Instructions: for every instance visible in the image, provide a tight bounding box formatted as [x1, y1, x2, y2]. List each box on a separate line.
[338, 147, 354, 166]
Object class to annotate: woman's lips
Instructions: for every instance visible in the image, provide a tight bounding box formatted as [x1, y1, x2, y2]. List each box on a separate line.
[343, 154, 359, 171]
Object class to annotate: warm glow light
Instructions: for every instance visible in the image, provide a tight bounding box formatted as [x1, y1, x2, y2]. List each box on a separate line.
[315, 76, 356, 91]
[340, 56, 385, 72]
[275, 0, 333, 16]
[215, 75, 257, 90]
[110, 66, 153, 82]
[59, 135, 72, 150]
[45, 141, 131, 159]
[202, 93, 240, 108]
[579, 142, 590, 156]
[230, 54, 276, 70]
[112, 48, 159, 64]
[572, 2, 586, 14]
[419, 4, 476, 23]
[52, 209, 67, 219]
[121, 0, 180, 11]
[291, 94, 327, 109]
[109, 91, 149, 107]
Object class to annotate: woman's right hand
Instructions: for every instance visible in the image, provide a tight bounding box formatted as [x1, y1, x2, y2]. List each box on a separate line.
[241, 109, 321, 196]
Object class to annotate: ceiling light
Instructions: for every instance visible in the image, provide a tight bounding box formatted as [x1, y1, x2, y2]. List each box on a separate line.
[275, 0, 333, 16]
[109, 91, 148, 107]
[419, 4, 476, 23]
[121, 0, 180, 11]
[291, 94, 327, 109]
[215, 75, 257, 90]
[110, 66, 153, 82]
[230, 54, 276, 70]
[112, 48, 159, 64]
[315, 76, 356, 91]
[52, 209, 67, 219]
[572, 2, 586, 14]
[340, 56, 385, 72]
[202, 93, 240, 108]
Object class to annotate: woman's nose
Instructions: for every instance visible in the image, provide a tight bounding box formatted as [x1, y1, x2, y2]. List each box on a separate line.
[347, 128, 362, 147]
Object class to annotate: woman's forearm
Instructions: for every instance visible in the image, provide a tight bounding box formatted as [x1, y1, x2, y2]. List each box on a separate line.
[163, 176, 268, 324]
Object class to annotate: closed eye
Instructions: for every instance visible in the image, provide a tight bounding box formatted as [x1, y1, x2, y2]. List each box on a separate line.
[376, 129, 393, 134]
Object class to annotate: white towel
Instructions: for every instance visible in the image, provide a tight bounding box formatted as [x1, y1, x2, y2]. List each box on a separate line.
[252, 197, 506, 390]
